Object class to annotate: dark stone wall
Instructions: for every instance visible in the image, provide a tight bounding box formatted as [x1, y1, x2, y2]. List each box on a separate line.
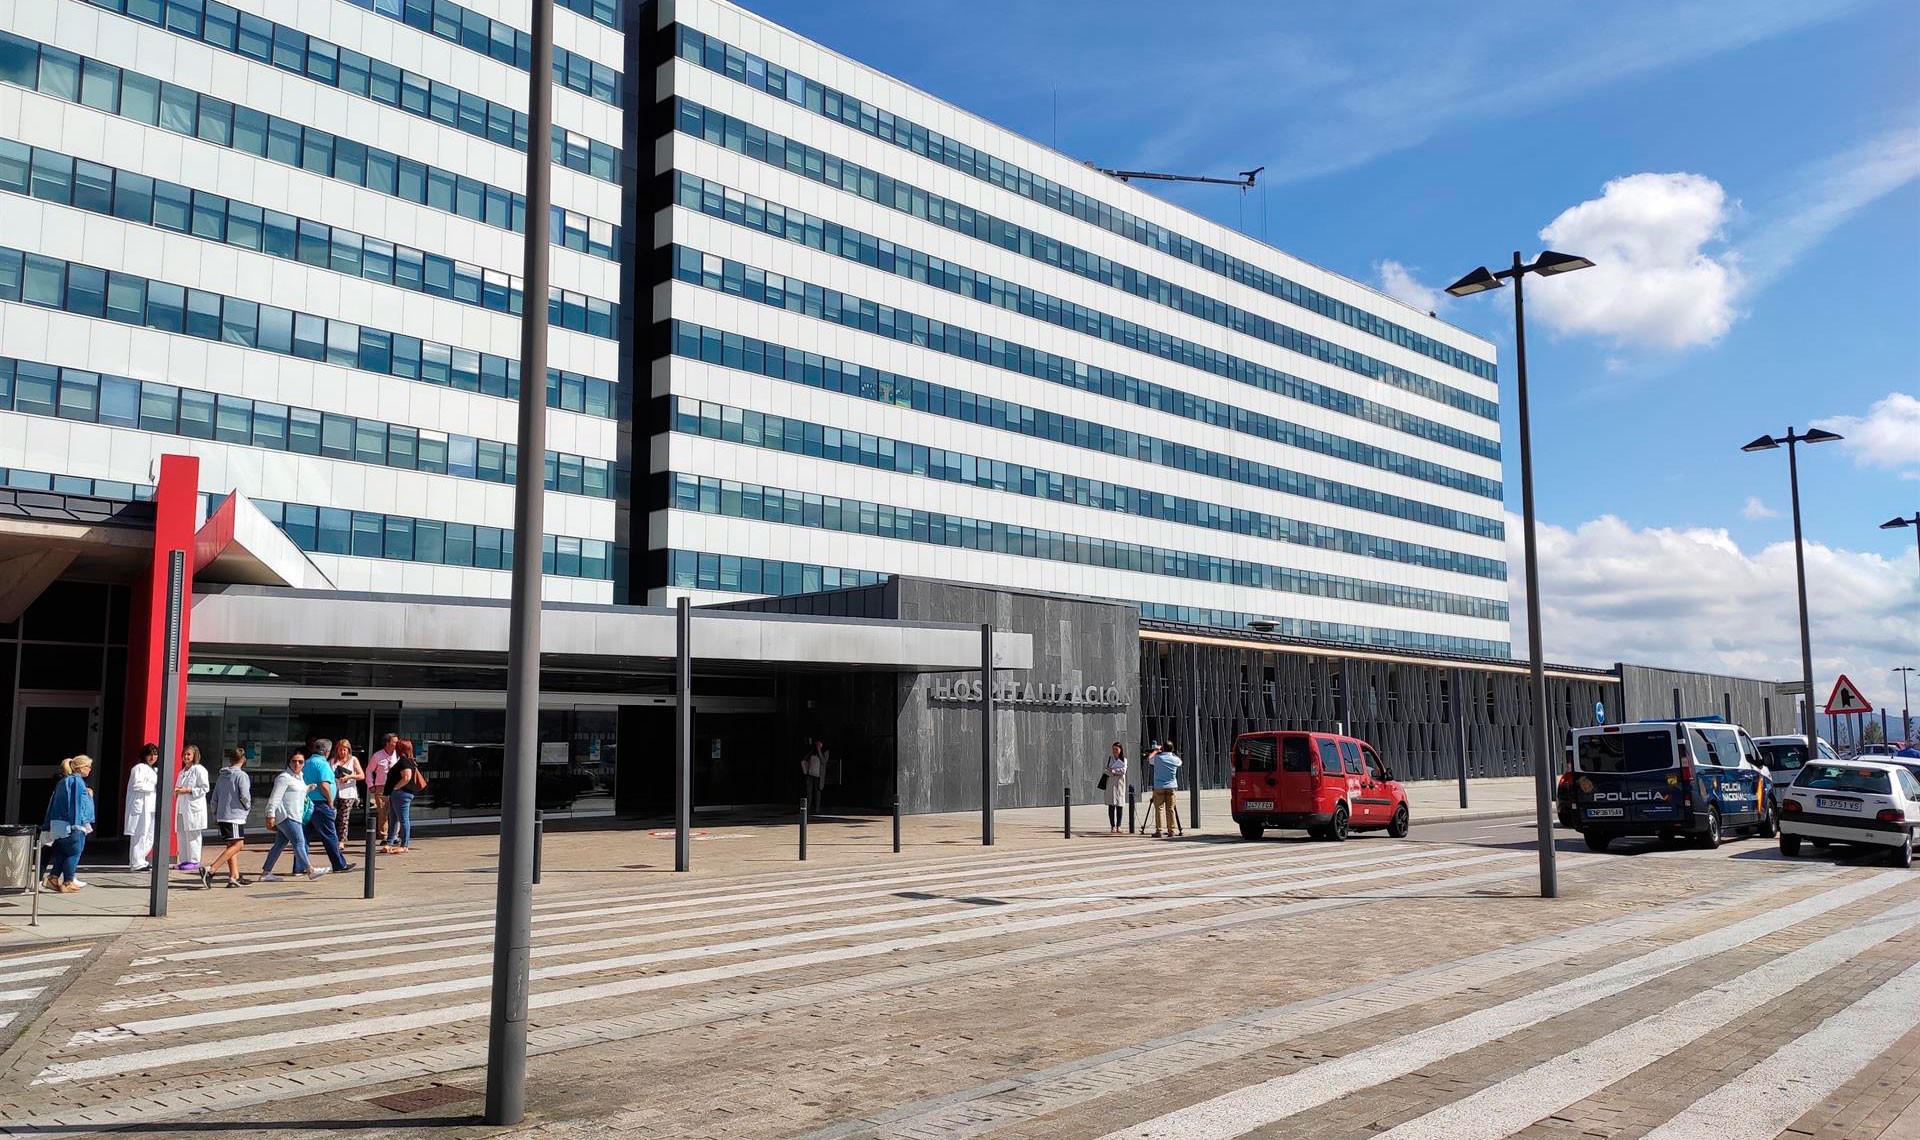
[1618, 664, 1784, 735]
[892, 580, 1138, 814]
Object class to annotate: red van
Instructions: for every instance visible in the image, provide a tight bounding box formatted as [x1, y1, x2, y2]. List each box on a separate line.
[1230, 731, 1411, 841]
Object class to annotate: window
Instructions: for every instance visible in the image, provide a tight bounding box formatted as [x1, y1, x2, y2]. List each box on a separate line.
[1317, 740, 1342, 777]
[0, 139, 24, 194]
[56, 369, 99, 421]
[28, 149, 72, 204]
[1234, 736, 1275, 774]
[1578, 730, 1675, 774]
[105, 272, 145, 324]
[66, 265, 106, 317]
[1362, 745, 1387, 781]
[1339, 741, 1364, 775]
[22, 254, 65, 308]
[177, 388, 215, 438]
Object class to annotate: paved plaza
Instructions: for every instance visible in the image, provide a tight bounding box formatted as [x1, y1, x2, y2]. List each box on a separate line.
[0, 791, 1917, 1138]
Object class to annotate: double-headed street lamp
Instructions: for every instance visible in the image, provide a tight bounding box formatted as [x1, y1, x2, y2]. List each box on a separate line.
[1741, 428, 1843, 743]
[1445, 249, 1594, 901]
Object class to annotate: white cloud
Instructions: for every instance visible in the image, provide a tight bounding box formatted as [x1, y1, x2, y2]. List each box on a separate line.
[1374, 260, 1445, 314]
[1814, 392, 1920, 480]
[1738, 125, 1920, 292]
[1528, 173, 1742, 350]
[1742, 497, 1779, 520]
[1510, 514, 1919, 692]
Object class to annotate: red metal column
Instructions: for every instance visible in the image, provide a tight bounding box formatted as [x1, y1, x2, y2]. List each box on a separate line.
[120, 455, 200, 838]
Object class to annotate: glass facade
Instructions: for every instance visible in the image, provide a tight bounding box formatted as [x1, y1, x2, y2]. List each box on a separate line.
[674, 27, 1497, 385]
[0, 32, 617, 254]
[0, 357, 616, 498]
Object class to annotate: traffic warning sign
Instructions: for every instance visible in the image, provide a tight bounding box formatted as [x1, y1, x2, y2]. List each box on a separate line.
[1823, 674, 1873, 715]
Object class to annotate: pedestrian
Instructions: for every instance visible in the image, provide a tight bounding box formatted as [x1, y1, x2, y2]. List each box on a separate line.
[382, 739, 426, 853]
[802, 739, 827, 814]
[1102, 742, 1128, 834]
[331, 738, 364, 844]
[200, 747, 252, 888]
[302, 740, 352, 874]
[40, 755, 96, 893]
[173, 744, 209, 871]
[1150, 738, 1183, 838]
[124, 742, 159, 871]
[259, 751, 315, 881]
[367, 732, 400, 844]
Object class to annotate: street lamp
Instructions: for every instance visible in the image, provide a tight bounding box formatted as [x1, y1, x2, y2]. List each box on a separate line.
[1895, 666, 1915, 747]
[1882, 512, 1920, 575]
[1445, 249, 1594, 900]
[1741, 428, 1843, 746]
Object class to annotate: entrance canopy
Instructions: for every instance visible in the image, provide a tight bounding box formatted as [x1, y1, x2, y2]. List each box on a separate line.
[189, 585, 1034, 676]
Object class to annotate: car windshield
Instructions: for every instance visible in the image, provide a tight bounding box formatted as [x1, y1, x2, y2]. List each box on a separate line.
[1793, 765, 1892, 795]
[1577, 730, 1674, 773]
[1757, 742, 1809, 770]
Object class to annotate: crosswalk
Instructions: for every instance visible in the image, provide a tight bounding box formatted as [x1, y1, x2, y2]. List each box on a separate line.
[0, 944, 93, 1039]
[1, 837, 1916, 1137]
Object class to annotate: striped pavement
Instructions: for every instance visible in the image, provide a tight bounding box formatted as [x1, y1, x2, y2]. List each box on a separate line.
[0, 945, 93, 1042]
[0, 836, 1915, 1138]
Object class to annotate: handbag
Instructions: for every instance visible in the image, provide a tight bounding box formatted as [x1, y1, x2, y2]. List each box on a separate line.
[1096, 772, 1109, 791]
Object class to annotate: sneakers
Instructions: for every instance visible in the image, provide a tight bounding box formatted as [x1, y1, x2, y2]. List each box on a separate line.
[258, 873, 284, 882]
[57, 881, 81, 893]
[200, 868, 213, 890]
[308, 867, 330, 881]
[69, 879, 89, 889]
[336, 863, 356, 873]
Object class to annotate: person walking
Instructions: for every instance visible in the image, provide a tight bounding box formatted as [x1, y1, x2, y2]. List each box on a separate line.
[173, 744, 210, 872]
[1102, 742, 1128, 834]
[1149, 738, 1183, 838]
[40, 755, 96, 893]
[200, 748, 253, 888]
[366, 732, 400, 844]
[259, 751, 315, 881]
[124, 743, 159, 871]
[802, 739, 827, 814]
[303, 741, 352, 874]
[331, 739, 364, 844]
[382, 739, 426, 853]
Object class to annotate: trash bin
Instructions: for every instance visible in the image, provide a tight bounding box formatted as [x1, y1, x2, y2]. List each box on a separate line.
[0, 823, 38, 896]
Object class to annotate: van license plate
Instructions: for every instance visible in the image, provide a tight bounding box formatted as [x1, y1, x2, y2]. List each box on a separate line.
[1244, 800, 1274, 811]
[1586, 807, 1624, 818]
[1816, 797, 1860, 812]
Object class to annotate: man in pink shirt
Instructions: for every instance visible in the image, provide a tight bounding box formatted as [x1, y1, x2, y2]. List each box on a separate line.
[367, 733, 400, 843]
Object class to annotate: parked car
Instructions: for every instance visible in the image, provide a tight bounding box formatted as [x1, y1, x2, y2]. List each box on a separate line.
[1778, 760, 1920, 867]
[1229, 731, 1410, 842]
[1567, 719, 1772, 852]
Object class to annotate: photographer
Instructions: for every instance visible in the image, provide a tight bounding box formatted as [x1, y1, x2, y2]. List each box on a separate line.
[1147, 738, 1183, 838]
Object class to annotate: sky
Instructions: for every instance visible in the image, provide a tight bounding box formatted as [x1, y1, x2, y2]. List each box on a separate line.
[734, 0, 1920, 707]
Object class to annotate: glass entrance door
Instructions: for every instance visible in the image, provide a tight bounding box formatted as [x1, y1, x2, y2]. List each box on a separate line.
[8, 691, 102, 824]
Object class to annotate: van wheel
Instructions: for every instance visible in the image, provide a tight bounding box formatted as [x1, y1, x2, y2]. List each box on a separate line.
[1754, 798, 1777, 838]
[1695, 806, 1721, 850]
[1239, 821, 1264, 842]
[1387, 806, 1410, 838]
[1779, 834, 1801, 857]
[1893, 833, 1914, 869]
[1584, 832, 1612, 853]
[1327, 804, 1349, 842]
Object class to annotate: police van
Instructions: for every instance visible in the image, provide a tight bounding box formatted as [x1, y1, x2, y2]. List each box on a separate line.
[1567, 718, 1774, 852]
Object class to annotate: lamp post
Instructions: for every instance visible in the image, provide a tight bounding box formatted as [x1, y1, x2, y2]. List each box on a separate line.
[1895, 666, 1915, 747]
[484, 0, 557, 1125]
[1740, 428, 1844, 745]
[1445, 249, 1593, 901]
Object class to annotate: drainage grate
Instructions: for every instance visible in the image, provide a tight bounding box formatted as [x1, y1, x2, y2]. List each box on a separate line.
[365, 1084, 481, 1113]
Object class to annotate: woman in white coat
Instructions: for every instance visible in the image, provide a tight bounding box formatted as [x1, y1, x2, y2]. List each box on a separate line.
[124, 743, 160, 871]
[173, 744, 210, 871]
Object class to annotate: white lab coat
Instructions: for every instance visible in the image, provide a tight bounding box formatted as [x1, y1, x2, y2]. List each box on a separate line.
[125, 762, 158, 869]
[174, 763, 210, 865]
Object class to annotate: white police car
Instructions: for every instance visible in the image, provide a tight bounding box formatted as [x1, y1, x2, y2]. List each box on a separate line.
[1778, 760, 1920, 867]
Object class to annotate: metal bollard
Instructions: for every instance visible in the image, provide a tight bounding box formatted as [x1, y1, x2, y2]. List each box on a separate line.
[892, 796, 901, 854]
[799, 799, 809, 861]
[532, 810, 544, 885]
[362, 823, 376, 899]
[1127, 784, 1137, 834]
[1063, 786, 1072, 838]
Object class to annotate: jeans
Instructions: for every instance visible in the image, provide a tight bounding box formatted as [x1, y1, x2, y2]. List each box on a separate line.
[307, 801, 349, 869]
[386, 789, 415, 847]
[42, 831, 85, 882]
[261, 818, 311, 874]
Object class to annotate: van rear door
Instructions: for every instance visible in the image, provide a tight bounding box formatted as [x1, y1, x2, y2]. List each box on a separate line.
[1575, 728, 1685, 827]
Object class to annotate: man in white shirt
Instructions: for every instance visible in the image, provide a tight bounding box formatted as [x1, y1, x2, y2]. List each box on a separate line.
[366, 733, 400, 845]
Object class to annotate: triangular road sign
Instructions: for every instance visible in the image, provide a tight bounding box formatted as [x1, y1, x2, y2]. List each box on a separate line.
[1823, 674, 1873, 715]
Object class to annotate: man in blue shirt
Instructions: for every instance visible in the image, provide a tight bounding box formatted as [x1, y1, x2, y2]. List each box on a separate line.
[303, 737, 352, 877]
[1149, 739, 1183, 838]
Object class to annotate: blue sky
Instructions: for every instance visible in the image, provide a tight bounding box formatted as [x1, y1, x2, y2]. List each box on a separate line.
[735, 0, 1919, 690]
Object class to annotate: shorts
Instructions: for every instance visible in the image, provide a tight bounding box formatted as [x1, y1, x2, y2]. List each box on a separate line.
[217, 822, 246, 841]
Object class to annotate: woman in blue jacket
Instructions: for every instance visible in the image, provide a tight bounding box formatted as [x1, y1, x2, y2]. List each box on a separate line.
[41, 755, 96, 893]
